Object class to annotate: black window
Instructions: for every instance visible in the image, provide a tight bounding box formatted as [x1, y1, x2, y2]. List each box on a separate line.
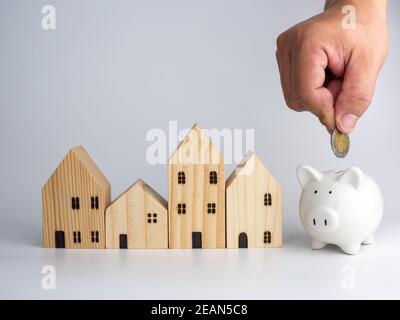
[73, 231, 81, 244]
[178, 171, 186, 184]
[91, 196, 99, 209]
[147, 213, 158, 223]
[177, 203, 186, 214]
[71, 197, 80, 210]
[264, 193, 272, 206]
[207, 203, 216, 214]
[209, 171, 218, 184]
[264, 231, 272, 244]
[91, 231, 99, 243]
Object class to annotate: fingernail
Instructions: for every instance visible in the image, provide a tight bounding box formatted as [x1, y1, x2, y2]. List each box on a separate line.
[339, 114, 358, 133]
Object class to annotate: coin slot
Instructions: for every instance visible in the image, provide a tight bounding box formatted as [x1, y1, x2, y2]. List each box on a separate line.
[313, 219, 316, 226]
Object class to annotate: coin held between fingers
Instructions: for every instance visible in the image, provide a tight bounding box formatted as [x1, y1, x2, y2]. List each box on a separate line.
[331, 128, 350, 158]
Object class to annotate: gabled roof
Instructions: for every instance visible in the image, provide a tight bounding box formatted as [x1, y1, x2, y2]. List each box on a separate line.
[109, 179, 167, 209]
[226, 151, 279, 188]
[43, 146, 110, 190]
[169, 123, 224, 165]
[71, 146, 110, 187]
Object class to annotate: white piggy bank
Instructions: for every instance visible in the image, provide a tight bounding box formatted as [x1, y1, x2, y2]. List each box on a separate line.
[297, 165, 383, 255]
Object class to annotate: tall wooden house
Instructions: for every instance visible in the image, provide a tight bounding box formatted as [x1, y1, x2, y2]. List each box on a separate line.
[226, 152, 282, 248]
[42, 146, 111, 248]
[168, 124, 225, 248]
[105, 179, 168, 249]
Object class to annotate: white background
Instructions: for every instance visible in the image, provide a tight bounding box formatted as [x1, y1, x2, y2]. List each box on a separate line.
[0, 0, 399, 299]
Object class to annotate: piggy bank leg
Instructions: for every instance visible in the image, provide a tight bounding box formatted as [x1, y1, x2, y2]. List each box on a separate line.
[311, 239, 327, 250]
[362, 235, 374, 245]
[340, 243, 361, 255]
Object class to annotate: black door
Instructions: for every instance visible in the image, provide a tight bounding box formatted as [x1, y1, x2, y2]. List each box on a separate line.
[119, 234, 128, 249]
[192, 232, 202, 249]
[238, 232, 248, 248]
[55, 231, 65, 248]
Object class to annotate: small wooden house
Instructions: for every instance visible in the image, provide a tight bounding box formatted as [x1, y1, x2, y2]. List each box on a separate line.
[169, 123, 225, 248]
[105, 179, 168, 249]
[226, 152, 282, 248]
[42, 146, 111, 248]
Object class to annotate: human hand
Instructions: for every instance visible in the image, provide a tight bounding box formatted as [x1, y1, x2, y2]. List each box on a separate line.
[276, 0, 388, 133]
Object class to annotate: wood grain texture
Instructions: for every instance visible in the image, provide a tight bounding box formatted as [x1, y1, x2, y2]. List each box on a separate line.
[105, 179, 168, 249]
[42, 146, 111, 248]
[169, 124, 225, 249]
[226, 152, 282, 248]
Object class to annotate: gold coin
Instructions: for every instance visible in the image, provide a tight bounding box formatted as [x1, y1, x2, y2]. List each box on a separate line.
[331, 128, 350, 158]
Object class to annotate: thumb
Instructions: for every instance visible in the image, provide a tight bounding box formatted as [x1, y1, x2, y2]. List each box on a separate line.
[335, 54, 378, 134]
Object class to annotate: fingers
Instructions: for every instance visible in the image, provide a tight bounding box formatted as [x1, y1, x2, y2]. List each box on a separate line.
[291, 47, 336, 132]
[324, 78, 342, 133]
[326, 78, 342, 100]
[298, 88, 336, 133]
[277, 32, 336, 132]
[276, 34, 302, 111]
[334, 53, 378, 133]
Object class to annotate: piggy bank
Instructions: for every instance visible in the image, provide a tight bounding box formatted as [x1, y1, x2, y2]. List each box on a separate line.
[297, 165, 383, 255]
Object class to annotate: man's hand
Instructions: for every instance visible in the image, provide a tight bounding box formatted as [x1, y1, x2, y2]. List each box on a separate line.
[276, 0, 388, 133]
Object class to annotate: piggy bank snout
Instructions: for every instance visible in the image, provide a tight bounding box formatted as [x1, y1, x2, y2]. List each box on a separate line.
[305, 207, 339, 233]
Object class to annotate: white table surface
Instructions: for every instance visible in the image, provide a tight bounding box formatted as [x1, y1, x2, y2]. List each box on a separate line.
[1, 220, 399, 300]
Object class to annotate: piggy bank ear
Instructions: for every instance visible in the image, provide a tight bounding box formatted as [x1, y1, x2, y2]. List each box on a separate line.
[297, 165, 322, 187]
[339, 167, 363, 189]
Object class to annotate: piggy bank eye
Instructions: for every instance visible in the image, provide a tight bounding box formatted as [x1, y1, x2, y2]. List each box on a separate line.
[329, 191, 332, 194]
[314, 190, 318, 194]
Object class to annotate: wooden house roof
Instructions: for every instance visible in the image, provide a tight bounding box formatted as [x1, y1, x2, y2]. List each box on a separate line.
[169, 123, 224, 166]
[226, 151, 279, 188]
[109, 179, 167, 209]
[43, 146, 110, 190]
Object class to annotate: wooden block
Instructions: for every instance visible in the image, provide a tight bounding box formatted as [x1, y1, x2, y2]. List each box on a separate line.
[105, 179, 168, 249]
[42, 146, 111, 249]
[226, 152, 282, 248]
[168, 123, 225, 249]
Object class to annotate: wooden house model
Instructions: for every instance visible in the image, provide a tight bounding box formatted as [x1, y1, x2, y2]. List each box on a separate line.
[105, 179, 168, 249]
[226, 152, 282, 248]
[42, 146, 111, 248]
[168, 123, 225, 248]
